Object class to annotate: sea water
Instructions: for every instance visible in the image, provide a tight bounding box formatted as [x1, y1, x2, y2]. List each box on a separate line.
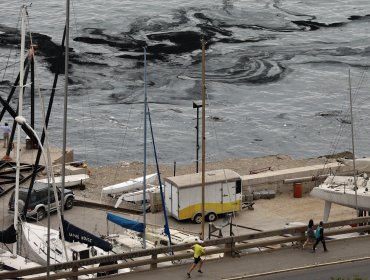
[1, 0, 370, 166]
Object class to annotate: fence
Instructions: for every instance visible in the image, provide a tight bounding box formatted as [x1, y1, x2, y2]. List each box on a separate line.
[2, 216, 370, 280]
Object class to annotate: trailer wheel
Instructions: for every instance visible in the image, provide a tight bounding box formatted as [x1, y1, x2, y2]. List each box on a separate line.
[207, 212, 217, 222]
[192, 213, 203, 224]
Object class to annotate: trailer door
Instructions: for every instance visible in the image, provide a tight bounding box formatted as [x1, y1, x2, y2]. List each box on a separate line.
[222, 181, 238, 212]
[172, 185, 179, 219]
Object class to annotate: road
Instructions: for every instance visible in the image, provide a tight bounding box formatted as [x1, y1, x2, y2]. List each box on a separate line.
[100, 236, 370, 280]
[1, 191, 370, 280]
[246, 259, 370, 280]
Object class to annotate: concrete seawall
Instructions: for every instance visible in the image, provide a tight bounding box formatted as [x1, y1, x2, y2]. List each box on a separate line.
[241, 162, 354, 195]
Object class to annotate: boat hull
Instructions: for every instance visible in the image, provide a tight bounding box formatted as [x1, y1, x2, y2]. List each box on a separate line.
[310, 175, 370, 211]
[102, 173, 157, 195]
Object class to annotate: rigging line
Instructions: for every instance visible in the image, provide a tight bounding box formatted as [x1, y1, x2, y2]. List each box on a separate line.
[66, 0, 102, 169]
[326, 91, 356, 159]
[0, 62, 21, 74]
[69, 0, 139, 170]
[335, 68, 368, 153]
[0, 9, 22, 83]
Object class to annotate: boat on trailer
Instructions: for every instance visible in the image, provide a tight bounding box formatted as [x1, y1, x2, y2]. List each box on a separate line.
[102, 173, 157, 196]
[35, 173, 90, 188]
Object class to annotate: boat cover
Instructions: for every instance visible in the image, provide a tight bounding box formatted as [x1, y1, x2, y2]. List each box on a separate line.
[0, 224, 17, 244]
[107, 212, 144, 233]
[62, 219, 112, 252]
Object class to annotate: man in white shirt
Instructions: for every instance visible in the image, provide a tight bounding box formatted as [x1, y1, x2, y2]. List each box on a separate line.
[0, 123, 11, 148]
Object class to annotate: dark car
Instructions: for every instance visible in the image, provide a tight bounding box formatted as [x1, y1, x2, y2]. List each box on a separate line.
[9, 182, 74, 221]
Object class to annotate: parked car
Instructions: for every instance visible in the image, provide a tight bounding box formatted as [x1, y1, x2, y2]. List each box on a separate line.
[8, 182, 74, 221]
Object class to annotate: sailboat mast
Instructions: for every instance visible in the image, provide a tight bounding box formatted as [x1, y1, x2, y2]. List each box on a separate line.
[143, 47, 148, 249]
[348, 68, 358, 213]
[201, 38, 206, 241]
[61, 0, 70, 217]
[13, 5, 26, 257]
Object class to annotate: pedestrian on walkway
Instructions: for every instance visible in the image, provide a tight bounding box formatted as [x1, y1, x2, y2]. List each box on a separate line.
[302, 219, 315, 249]
[187, 239, 205, 278]
[312, 221, 328, 252]
[0, 123, 11, 148]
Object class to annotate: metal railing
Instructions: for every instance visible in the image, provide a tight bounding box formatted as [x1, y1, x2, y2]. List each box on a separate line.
[2, 216, 370, 280]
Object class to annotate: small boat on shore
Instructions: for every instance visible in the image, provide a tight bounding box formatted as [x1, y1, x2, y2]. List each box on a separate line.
[102, 173, 157, 196]
[114, 185, 159, 207]
[35, 174, 90, 188]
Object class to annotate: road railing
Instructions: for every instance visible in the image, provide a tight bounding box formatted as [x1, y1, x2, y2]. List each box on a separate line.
[2, 216, 370, 280]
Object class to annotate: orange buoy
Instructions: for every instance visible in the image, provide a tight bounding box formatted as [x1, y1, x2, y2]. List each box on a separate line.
[293, 182, 303, 198]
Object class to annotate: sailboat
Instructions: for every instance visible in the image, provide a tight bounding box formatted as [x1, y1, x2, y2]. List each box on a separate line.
[35, 173, 90, 188]
[0, 5, 44, 277]
[17, 2, 125, 278]
[102, 173, 157, 197]
[102, 47, 173, 250]
[310, 69, 369, 222]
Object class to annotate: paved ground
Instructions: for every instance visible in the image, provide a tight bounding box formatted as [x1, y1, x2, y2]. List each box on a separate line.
[105, 236, 370, 280]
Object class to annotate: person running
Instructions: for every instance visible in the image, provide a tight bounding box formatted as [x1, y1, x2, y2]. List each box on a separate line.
[302, 219, 315, 249]
[0, 123, 11, 148]
[312, 221, 328, 252]
[187, 239, 205, 278]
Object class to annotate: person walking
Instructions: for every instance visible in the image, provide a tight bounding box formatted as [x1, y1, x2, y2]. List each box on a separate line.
[187, 239, 205, 278]
[312, 221, 328, 252]
[0, 123, 11, 148]
[302, 219, 315, 249]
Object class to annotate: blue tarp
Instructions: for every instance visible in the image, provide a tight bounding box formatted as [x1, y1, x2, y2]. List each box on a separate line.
[107, 212, 144, 233]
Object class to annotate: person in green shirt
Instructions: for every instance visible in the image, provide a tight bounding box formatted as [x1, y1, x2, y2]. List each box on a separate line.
[187, 239, 205, 278]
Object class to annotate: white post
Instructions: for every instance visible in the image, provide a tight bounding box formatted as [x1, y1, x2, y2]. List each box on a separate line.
[13, 5, 26, 257]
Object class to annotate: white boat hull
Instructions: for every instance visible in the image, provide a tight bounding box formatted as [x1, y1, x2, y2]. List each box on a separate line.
[36, 174, 90, 188]
[102, 173, 157, 195]
[122, 186, 159, 202]
[22, 222, 114, 278]
[310, 175, 370, 211]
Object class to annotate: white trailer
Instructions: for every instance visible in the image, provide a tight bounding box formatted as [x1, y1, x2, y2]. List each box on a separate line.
[164, 169, 242, 223]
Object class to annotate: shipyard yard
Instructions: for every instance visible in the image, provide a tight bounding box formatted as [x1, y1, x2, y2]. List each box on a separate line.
[0, 151, 367, 279]
[0, 153, 358, 238]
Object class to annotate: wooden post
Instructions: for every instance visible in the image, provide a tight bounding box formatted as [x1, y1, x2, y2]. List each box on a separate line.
[150, 253, 158, 269]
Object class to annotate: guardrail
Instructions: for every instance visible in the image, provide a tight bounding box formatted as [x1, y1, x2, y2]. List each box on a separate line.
[2, 216, 370, 280]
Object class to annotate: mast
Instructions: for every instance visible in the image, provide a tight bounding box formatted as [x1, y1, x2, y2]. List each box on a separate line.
[348, 69, 358, 213]
[143, 47, 147, 248]
[61, 0, 70, 218]
[147, 107, 172, 246]
[13, 5, 26, 257]
[200, 38, 206, 241]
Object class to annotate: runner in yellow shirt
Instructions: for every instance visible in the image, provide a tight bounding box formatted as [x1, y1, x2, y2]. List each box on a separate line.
[187, 239, 205, 278]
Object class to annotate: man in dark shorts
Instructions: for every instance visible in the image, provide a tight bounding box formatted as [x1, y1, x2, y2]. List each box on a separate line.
[187, 239, 205, 278]
[0, 123, 10, 148]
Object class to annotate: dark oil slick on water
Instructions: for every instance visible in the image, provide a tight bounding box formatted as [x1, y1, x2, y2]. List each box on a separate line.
[1, 0, 370, 166]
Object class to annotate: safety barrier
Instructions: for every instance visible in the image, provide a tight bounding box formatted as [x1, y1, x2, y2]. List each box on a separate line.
[1, 216, 370, 280]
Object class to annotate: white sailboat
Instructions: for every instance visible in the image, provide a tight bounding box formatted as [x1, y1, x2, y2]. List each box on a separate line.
[0, 5, 43, 277]
[311, 174, 370, 211]
[310, 70, 368, 222]
[18, 2, 125, 278]
[35, 173, 90, 188]
[102, 173, 157, 196]
[114, 184, 159, 207]
[22, 220, 115, 278]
